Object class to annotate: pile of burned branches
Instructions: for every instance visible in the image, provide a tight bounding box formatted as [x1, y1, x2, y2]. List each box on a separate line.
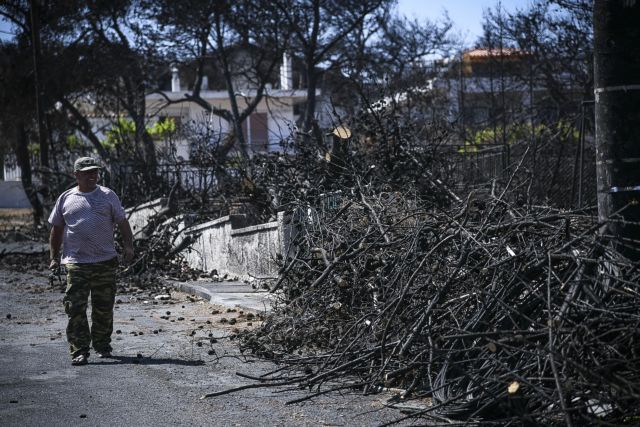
[238, 181, 640, 425]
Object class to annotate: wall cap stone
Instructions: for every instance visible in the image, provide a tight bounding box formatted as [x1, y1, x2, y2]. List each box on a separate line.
[231, 221, 279, 236]
[186, 215, 231, 233]
[126, 198, 163, 214]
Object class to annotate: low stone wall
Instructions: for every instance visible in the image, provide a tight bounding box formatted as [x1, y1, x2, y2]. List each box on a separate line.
[126, 199, 163, 238]
[228, 219, 282, 280]
[125, 199, 288, 281]
[179, 212, 286, 281]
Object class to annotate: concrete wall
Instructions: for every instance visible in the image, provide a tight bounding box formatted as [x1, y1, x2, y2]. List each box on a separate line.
[126, 199, 288, 281]
[126, 199, 164, 238]
[228, 220, 282, 279]
[179, 212, 286, 281]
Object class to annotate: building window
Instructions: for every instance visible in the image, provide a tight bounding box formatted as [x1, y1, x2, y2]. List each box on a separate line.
[242, 113, 269, 152]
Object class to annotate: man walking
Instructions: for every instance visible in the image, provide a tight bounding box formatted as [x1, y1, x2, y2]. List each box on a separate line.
[49, 157, 134, 366]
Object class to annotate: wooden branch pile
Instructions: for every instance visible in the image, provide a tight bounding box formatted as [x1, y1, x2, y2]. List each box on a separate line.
[237, 184, 640, 425]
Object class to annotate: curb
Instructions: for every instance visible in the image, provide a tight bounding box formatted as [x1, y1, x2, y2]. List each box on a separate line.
[163, 279, 273, 313]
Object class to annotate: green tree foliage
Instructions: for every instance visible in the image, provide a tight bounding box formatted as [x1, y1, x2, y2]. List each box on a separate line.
[147, 117, 176, 138]
[459, 120, 580, 154]
[102, 117, 176, 150]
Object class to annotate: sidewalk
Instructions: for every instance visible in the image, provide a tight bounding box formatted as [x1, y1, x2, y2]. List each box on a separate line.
[163, 279, 274, 313]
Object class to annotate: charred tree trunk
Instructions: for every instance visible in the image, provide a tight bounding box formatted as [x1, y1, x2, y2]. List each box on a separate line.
[593, 0, 640, 260]
[60, 98, 110, 160]
[134, 89, 158, 179]
[15, 123, 43, 225]
[29, 0, 49, 191]
[214, 13, 249, 159]
[29, 0, 47, 164]
[303, 64, 318, 135]
[301, 0, 321, 136]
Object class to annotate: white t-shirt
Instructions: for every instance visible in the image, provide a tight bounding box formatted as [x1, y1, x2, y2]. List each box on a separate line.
[48, 185, 127, 264]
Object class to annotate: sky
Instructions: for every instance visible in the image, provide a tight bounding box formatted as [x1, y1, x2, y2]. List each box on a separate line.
[0, 19, 11, 41]
[396, 0, 533, 45]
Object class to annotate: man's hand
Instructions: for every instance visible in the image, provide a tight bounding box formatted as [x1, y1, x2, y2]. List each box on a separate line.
[123, 246, 134, 264]
[118, 219, 134, 264]
[49, 225, 64, 272]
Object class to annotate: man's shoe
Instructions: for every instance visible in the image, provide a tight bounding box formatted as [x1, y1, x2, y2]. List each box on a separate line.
[96, 351, 112, 358]
[71, 354, 88, 366]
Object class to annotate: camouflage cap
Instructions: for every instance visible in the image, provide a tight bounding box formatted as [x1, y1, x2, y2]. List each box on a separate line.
[74, 157, 102, 172]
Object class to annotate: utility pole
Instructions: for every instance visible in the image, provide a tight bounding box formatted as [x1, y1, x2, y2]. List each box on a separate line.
[593, 0, 640, 260]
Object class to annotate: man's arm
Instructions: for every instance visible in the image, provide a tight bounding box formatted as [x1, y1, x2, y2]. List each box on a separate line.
[49, 225, 64, 270]
[118, 219, 134, 263]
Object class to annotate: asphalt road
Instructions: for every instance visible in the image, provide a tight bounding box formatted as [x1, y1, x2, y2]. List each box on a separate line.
[0, 260, 411, 427]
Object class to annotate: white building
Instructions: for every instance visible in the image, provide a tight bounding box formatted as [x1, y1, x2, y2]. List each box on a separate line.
[145, 52, 316, 161]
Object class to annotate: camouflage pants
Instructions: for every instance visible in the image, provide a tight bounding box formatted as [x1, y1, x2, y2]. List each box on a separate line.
[63, 258, 118, 358]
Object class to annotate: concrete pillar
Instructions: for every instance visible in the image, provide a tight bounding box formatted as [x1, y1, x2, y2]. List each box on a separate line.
[280, 52, 293, 91]
[171, 66, 181, 92]
[594, 0, 640, 259]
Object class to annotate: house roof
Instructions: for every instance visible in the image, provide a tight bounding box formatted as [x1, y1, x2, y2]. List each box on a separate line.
[463, 48, 526, 60]
[146, 89, 311, 102]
